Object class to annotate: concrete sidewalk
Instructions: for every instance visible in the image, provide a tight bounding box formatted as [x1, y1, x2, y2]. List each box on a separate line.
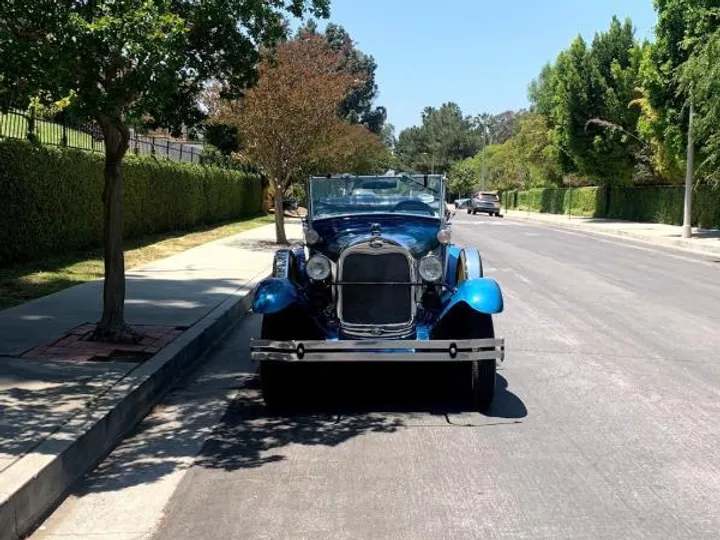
[504, 210, 720, 258]
[0, 219, 301, 540]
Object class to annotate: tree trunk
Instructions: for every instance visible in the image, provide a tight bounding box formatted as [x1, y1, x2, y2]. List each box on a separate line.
[273, 184, 288, 244]
[95, 118, 133, 342]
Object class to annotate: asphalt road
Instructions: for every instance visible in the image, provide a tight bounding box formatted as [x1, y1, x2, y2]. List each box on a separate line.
[34, 215, 720, 540]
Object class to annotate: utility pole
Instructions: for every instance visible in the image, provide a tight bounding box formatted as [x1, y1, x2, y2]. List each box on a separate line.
[682, 100, 695, 239]
[480, 127, 488, 192]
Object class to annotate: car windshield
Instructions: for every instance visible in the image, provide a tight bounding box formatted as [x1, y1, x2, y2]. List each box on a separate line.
[309, 175, 444, 219]
[478, 193, 498, 201]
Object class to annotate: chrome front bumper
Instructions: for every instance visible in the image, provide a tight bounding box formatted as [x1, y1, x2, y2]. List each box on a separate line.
[250, 339, 505, 363]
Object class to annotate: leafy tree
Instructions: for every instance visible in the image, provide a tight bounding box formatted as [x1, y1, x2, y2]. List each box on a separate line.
[380, 123, 397, 150]
[549, 36, 605, 176]
[528, 63, 557, 118]
[395, 103, 481, 173]
[297, 21, 386, 135]
[533, 20, 643, 185]
[204, 124, 241, 155]
[475, 110, 523, 145]
[448, 162, 479, 198]
[0, 0, 329, 340]
[311, 122, 391, 175]
[513, 112, 562, 187]
[586, 17, 644, 183]
[217, 35, 360, 244]
[484, 141, 527, 191]
[453, 142, 526, 193]
[678, 11, 720, 184]
[640, 0, 720, 182]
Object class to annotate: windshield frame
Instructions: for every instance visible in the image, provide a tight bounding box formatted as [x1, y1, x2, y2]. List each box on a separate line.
[306, 174, 447, 225]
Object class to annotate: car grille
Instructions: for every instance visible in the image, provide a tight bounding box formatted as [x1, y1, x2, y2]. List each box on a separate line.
[339, 250, 412, 326]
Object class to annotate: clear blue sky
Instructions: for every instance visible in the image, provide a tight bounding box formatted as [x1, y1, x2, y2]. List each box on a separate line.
[315, 0, 658, 132]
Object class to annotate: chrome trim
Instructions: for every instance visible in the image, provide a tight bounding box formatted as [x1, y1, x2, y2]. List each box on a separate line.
[336, 239, 417, 337]
[306, 253, 331, 281]
[340, 321, 415, 339]
[272, 250, 292, 278]
[419, 254, 443, 283]
[458, 248, 483, 280]
[251, 338, 505, 363]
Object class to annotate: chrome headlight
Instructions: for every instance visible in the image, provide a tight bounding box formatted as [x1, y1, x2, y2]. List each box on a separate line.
[305, 227, 321, 245]
[437, 227, 452, 244]
[419, 254, 443, 282]
[306, 254, 331, 281]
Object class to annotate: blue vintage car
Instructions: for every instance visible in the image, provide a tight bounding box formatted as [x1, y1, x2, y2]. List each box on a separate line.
[250, 173, 505, 410]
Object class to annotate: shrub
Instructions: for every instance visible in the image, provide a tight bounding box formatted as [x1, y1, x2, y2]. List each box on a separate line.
[0, 139, 262, 264]
[512, 186, 603, 217]
[605, 186, 683, 224]
[502, 183, 720, 228]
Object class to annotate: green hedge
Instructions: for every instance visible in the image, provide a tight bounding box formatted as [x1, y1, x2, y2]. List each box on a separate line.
[0, 139, 262, 264]
[502, 184, 720, 228]
[605, 186, 683, 225]
[508, 187, 604, 217]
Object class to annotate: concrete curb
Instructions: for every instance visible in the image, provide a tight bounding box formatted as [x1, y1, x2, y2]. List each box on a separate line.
[505, 211, 720, 259]
[0, 277, 264, 540]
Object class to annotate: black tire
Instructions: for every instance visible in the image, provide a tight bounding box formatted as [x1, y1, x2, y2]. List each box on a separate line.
[472, 357, 497, 411]
[471, 315, 497, 410]
[259, 312, 294, 411]
[448, 315, 496, 411]
[259, 360, 293, 412]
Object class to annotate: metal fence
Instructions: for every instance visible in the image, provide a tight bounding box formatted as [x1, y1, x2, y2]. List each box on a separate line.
[0, 108, 205, 164]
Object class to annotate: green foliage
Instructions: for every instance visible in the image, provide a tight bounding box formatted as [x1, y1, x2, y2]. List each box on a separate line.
[297, 21, 386, 135]
[0, 0, 330, 131]
[203, 124, 241, 155]
[451, 112, 562, 192]
[642, 1, 709, 162]
[605, 186, 683, 224]
[525, 18, 647, 185]
[679, 15, 720, 184]
[505, 183, 720, 228]
[448, 162, 478, 197]
[510, 187, 604, 217]
[0, 140, 262, 264]
[528, 63, 556, 118]
[395, 103, 481, 173]
[513, 112, 563, 187]
[475, 110, 523, 145]
[694, 182, 720, 228]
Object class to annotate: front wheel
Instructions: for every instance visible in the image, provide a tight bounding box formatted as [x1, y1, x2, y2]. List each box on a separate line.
[447, 314, 496, 411]
[259, 312, 295, 411]
[259, 361, 293, 411]
[471, 359, 496, 410]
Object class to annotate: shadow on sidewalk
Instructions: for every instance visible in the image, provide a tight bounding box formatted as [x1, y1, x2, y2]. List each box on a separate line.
[0, 359, 132, 469]
[0, 276, 266, 465]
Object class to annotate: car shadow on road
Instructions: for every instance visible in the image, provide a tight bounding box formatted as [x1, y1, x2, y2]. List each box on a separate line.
[196, 364, 527, 472]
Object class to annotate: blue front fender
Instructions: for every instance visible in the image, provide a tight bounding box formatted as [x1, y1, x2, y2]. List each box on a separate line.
[438, 278, 504, 321]
[252, 277, 301, 315]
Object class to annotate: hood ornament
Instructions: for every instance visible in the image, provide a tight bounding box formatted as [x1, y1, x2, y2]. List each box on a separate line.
[370, 223, 382, 236]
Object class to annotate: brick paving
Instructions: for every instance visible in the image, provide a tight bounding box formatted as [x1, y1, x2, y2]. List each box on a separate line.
[21, 323, 184, 363]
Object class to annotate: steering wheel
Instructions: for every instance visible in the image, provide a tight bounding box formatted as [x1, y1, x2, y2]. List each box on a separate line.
[392, 200, 435, 215]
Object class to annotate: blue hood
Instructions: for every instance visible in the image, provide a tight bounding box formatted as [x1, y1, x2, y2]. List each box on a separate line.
[311, 215, 441, 261]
